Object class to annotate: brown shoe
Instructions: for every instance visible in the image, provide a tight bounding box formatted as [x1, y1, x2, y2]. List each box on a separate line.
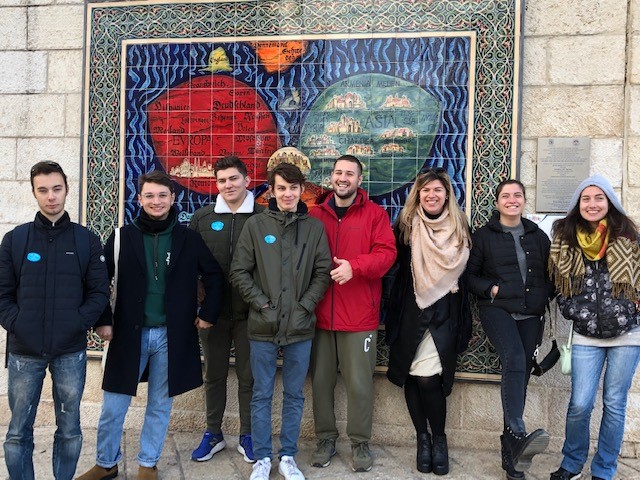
[75, 464, 118, 480]
[137, 465, 158, 480]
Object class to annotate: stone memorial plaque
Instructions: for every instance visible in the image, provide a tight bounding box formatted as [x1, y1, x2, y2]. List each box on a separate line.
[536, 137, 590, 213]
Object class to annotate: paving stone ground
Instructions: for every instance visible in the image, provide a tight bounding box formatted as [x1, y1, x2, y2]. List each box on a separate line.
[1, 426, 640, 479]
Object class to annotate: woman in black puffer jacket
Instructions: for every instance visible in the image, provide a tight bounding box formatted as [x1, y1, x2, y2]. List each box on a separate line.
[467, 179, 553, 480]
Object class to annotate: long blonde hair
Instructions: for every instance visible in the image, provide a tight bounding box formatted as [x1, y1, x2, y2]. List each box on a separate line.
[396, 169, 470, 246]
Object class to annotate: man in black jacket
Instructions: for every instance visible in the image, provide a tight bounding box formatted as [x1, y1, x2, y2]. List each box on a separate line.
[0, 161, 110, 480]
[77, 170, 223, 480]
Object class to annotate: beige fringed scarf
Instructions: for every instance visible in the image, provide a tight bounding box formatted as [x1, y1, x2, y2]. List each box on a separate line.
[549, 233, 640, 301]
[410, 207, 470, 309]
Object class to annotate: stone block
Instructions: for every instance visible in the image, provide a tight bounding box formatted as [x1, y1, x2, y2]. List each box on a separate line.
[548, 35, 626, 85]
[0, 95, 27, 137]
[524, 0, 627, 36]
[0, 7, 27, 49]
[629, 137, 640, 187]
[626, 392, 640, 442]
[630, 85, 640, 136]
[625, 187, 640, 229]
[23, 94, 66, 137]
[590, 138, 623, 184]
[0, 139, 17, 180]
[48, 50, 83, 93]
[518, 138, 537, 186]
[522, 86, 624, 137]
[633, 1, 640, 33]
[522, 36, 548, 86]
[632, 35, 640, 85]
[0, 180, 35, 224]
[65, 93, 82, 137]
[27, 5, 84, 50]
[16, 138, 81, 181]
[459, 383, 503, 431]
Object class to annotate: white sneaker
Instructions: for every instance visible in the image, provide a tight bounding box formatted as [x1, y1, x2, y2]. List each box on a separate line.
[250, 457, 272, 480]
[278, 455, 305, 480]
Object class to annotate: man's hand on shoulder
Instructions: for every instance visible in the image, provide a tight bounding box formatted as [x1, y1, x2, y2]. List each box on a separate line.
[330, 257, 353, 285]
[96, 325, 113, 341]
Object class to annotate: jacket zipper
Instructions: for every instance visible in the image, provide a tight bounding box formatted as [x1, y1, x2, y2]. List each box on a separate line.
[296, 243, 307, 270]
[330, 217, 342, 330]
[228, 214, 236, 320]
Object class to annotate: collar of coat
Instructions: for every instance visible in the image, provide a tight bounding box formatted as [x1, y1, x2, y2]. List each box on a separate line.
[214, 190, 256, 214]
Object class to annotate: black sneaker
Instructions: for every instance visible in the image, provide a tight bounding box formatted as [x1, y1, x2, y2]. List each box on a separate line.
[550, 466, 581, 480]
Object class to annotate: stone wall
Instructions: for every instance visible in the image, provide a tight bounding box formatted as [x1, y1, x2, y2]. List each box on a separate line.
[1, 0, 639, 459]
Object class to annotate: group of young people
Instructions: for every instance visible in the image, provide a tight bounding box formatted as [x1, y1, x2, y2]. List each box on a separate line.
[1, 157, 638, 480]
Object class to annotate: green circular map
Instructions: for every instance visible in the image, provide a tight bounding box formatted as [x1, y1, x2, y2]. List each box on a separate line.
[301, 73, 441, 196]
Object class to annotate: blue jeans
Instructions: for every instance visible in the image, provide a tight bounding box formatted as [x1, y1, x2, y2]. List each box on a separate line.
[96, 326, 173, 468]
[4, 350, 87, 480]
[560, 344, 640, 480]
[250, 339, 312, 460]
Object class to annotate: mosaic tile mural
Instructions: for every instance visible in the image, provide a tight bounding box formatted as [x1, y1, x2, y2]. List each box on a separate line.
[83, 0, 523, 379]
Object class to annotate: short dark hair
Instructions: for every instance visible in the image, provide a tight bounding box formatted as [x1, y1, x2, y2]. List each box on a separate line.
[268, 162, 305, 187]
[495, 179, 526, 200]
[334, 154, 363, 176]
[214, 155, 248, 177]
[30, 161, 68, 190]
[138, 170, 175, 193]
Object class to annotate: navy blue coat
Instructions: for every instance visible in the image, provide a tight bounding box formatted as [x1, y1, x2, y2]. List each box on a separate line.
[0, 212, 109, 358]
[98, 222, 223, 397]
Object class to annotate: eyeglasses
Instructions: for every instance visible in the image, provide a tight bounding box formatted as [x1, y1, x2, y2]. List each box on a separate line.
[141, 192, 172, 200]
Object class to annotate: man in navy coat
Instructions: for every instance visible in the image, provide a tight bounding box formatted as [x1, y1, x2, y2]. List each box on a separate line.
[77, 170, 223, 480]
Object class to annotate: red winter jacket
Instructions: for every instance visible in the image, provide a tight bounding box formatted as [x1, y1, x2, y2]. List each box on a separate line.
[310, 188, 397, 332]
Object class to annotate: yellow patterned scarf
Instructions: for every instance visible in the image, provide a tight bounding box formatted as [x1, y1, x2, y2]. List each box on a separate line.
[576, 220, 608, 261]
[549, 222, 640, 300]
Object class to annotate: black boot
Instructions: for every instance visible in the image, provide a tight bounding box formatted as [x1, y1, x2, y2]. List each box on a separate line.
[500, 434, 525, 480]
[505, 427, 549, 472]
[416, 432, 432, 473]
[432, 434, 449, 475]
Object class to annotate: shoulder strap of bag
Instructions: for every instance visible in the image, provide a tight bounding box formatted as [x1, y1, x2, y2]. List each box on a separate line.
[11, 223, 31, 281]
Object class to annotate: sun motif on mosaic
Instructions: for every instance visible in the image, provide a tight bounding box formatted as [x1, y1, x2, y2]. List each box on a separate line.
[83, 0, 523, 379]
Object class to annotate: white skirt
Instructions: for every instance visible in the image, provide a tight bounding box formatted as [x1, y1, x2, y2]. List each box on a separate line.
[409, 329, 443, 377]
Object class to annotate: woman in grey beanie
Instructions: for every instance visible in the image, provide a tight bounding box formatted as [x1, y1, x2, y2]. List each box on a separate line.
[549, 174, 640, 480]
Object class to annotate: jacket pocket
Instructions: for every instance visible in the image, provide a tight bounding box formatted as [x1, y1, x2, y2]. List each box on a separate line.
[288, 304, 314, 337]
[249, 305, 278, 337]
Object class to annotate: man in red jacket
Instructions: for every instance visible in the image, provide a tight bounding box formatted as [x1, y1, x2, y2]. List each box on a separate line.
[309, 155, 396, 473]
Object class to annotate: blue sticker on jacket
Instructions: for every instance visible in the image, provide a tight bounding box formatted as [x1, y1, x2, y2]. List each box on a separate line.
[264, 235, 276, 244]
[211, 221, 224, 231]
[26, 252, 41, 262]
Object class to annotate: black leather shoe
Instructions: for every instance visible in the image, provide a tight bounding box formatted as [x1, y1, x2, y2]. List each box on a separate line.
[432, 434, 449, 475]
[500, 434, 525, 479]
[505, 427, 549, 471]
[416, 432, 432, 473]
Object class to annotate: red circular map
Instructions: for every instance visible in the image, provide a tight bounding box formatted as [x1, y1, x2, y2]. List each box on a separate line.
[147, 75, 278, 194]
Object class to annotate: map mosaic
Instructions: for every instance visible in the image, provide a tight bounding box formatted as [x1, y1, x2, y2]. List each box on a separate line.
[83, 0, 524, 378]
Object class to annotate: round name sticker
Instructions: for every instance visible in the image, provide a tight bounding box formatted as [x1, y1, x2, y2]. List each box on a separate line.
[211, 221, 224, 231]
[27, 252, 41, 262]
[264, 235, 276, 244]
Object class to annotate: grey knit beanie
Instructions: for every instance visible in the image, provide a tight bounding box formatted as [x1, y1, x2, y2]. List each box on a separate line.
[566, 174, 625, 215]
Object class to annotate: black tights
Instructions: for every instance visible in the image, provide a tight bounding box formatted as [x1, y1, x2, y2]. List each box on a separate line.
[404, 374, 446, 436]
